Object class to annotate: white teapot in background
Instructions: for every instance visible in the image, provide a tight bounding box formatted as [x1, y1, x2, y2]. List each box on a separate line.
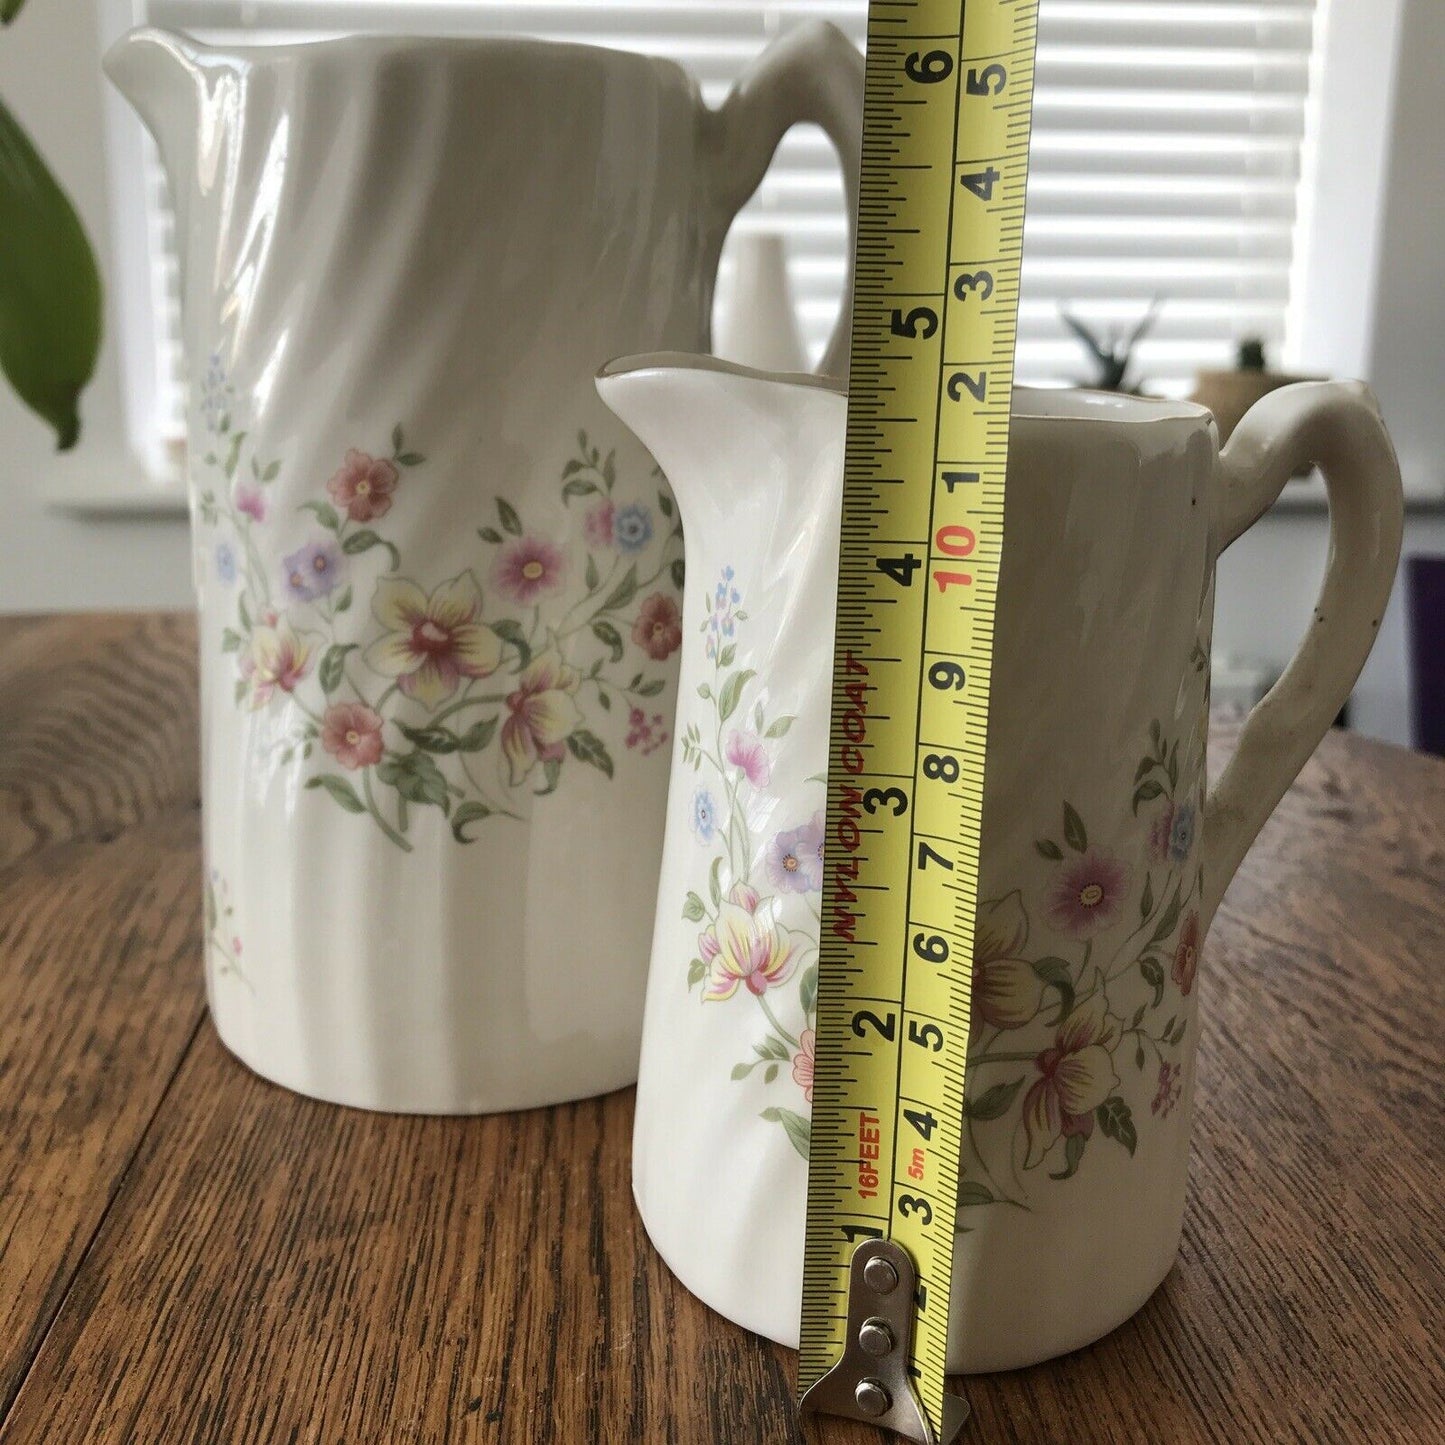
[597, 353, 1403, 1371]
[104, 26, 862, 1113]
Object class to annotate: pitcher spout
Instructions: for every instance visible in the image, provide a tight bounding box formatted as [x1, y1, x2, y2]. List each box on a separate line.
[596, 352, 846, 533]
[103, 27, 213, 188]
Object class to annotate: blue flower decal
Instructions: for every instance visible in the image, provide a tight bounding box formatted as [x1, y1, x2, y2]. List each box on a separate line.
[215, 541, 237, 585]
[690, 787, 720, 844]
[614, 503, 654, 554]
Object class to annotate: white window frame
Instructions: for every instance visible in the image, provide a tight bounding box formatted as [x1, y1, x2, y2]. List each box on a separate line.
[97, 0, 1408, 493]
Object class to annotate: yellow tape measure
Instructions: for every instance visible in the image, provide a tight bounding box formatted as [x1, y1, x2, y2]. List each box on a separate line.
[800, 2, 1039, 1440]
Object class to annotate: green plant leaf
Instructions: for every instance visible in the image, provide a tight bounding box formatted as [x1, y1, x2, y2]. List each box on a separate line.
[1096, 1096, 1138, 1155]
[1, 0, 30, 22]
[0, 95, 102, 448]
[305, 774, 366, 814]
[717, 669, 756, 723]
[963, 1077, 1023, 1122]
[450, 801, 491, 843]
[565, 728, 614, 778]
[760, 1106, 811, 1161]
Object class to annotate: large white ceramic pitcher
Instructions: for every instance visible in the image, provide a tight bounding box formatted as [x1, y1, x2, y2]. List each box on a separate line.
[598, 354, 1403, 1372]
[104, 28, 862, 1113]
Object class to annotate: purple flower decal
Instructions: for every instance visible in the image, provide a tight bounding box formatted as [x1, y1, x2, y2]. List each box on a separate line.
[282, 538, 344, 602]
[766, 811, 825, 893]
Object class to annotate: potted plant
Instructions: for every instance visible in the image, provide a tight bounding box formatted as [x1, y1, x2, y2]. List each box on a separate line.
[0, 0, 102, 449]
[1190, 338, 1319, 445]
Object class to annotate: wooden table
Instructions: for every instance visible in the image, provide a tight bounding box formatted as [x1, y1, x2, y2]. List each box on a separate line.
[1, 613, 1441, 1444]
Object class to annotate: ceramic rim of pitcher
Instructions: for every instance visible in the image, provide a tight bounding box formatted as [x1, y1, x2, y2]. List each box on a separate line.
[598, 351, 1216, 430]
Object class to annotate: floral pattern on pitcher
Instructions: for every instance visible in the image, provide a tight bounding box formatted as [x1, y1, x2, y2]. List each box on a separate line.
[204, 866, 248, 990]
[679, 567, 821, 1162]
[195, 365, 684, 852]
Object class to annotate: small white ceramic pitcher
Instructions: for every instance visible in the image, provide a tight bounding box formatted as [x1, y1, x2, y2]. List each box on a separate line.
[104, 28, 862, 1113]
[598, 354, 1404, 1371]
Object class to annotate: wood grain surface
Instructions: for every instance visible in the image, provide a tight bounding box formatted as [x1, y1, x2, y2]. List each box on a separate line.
[0, 614, 1441, 1444]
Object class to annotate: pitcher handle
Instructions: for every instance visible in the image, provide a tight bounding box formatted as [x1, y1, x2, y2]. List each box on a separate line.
[706, 21, 863, 380]
[1200, 382, 1404, 925]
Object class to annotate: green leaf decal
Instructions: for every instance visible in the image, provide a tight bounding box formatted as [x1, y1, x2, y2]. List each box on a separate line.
[0, 96, 102, 448]
[760, 1106, 811, 1161]
[764, 715, 795, 740]
[1031, 957, 1075, 1021]
[1140, 873, 1154, 920]
[956, 1182, 994, 1207]
[799, 963, 819, 1016]
[340, 529, 401, 570]
[497, 497, 523, 536]
[1035, 839, 1063, 861]
[376, 750, 451, 812]
[491, 618, 531, 669]
[670, 557, 686, 591]
[633, 678, 665, 698]
[1050, 1132, 1086, 1181]
[601, 565, 638, 614]
[717, 669, 756, 723]
[1063, 802, 1088, 853]
[478, 526, 503, 544]
[305, 774, 366, 814]
[709, 855, 723, 908]
[319, 643, 356, 695]
[300, 500, 340, 531]
[963, 1077, 1024, 1122]
[687, 958, 706, 989]
[565, 728, 614, 778]
[591, 618, 624, 663]
[1096, 1096, 1137, 1155]
[584, 554, 600, 590]
[450, 801, 491, 843]
[1133, 780, 1165, 814]
[1149, 884, 1184, 946]
[682, 891, 706, 923]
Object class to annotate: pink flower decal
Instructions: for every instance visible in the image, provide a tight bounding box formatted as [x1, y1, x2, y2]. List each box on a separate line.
[1152, 1060, 1182, 1118]
[363, 573, 502, 709]
[1045, 850, 1130, 936]
[1021, 996, 1121, 1169]
[972, 891, 1047, 1030]
[501, 649, 584, 785]
[725, 729, 772, 789]
[240, 618, 313, 709]
[792, 1028, 816, 1103]
[699, 883, 796, 1002]
[492, 536, 566, 605]
[1172, 910, 1201, 996]
[320, 702, 385, 770]
[233, 481, 266, 523]
[584, 501, 614, 550]
[631, 592, 682, 661]
[326, 448, 399, 524]
[625, 706, 669, 756]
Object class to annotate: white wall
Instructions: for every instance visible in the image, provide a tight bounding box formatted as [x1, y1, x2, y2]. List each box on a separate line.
[0, 0, 193, 613]
[0, 0, 1439, 745]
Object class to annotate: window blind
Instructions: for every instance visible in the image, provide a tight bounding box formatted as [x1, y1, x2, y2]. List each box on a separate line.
[125, 0, 1322, 439]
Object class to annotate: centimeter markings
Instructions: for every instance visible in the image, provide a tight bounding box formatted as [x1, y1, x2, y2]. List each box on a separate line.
[801, 0, 1039, 1436]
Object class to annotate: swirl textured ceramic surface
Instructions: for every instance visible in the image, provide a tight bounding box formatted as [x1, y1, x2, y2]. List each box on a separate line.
[598, 355, 1403, 1371]
[104, 27, 863, 1112]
